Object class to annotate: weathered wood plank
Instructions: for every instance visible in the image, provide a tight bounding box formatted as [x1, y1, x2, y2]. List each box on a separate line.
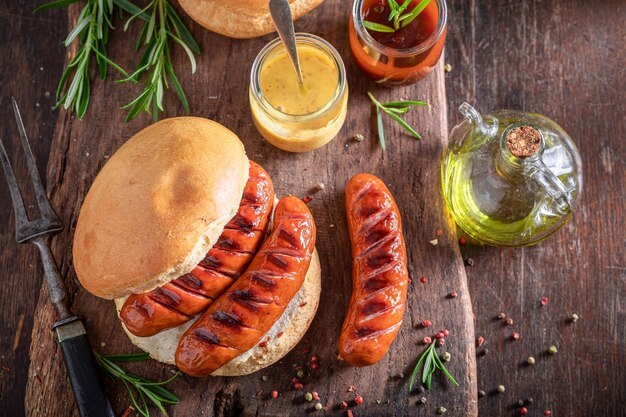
[445, 0, 626, 416]
[24, 1, 476, 416]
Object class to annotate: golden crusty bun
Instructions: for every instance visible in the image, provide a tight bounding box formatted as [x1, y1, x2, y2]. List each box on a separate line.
[177, 0, 327, 39]
[73, 117, 249, 300]
[114, 250, 321, 376]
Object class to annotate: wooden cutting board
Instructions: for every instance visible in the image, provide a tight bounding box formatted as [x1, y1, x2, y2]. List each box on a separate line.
[25, 1, 476, 416]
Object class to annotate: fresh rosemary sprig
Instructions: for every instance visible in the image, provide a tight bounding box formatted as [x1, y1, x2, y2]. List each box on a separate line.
[408, 341, 458, 391]
[367, 91, 427, 151]
[34, 0, 199, 121]
[94, 351, 180, 417]
[35, 0, 128, 118]
[116, 0, 200, 121]
[363, 0, 432, 33]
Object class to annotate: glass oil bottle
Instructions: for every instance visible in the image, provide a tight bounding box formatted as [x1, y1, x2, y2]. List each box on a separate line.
[441, 103, 583, 247]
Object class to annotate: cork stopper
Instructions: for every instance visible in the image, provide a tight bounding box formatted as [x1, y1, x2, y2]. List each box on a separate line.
[505, 126, 541, 157]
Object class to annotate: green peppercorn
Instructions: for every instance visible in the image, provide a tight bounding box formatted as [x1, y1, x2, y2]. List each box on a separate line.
[436, 406, 447, 414]
[548, 345, 558, 354]
[297, 370, 305, 378]
[418, 397, 427, 405]
[496, 385, 506, 393]
[527, 356, 536, 365]
[305, 392, 313, 402]
[442, 352, 451, 362]
[314, 402, 323, 411]
[478, 390, 486, 398]
[261, 375, 268, 381]
[571, 313, 579, 322]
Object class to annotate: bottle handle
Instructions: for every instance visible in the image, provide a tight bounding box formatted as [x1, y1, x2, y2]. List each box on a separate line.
[526, 159, 572, 213]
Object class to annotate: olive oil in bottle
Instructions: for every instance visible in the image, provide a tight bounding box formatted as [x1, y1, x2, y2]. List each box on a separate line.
[441, 103, 582, 247]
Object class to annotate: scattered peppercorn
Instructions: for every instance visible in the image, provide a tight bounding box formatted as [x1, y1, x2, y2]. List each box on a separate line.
[444, 64, 452, 72]
[442, 329, 450, 337]
[497, 313, 507, 320]
[346, 410, 353, 417]
[430, 239, 439, 246]
[520, 407, 528, 415]
[271, 390, 279, 399]
[353, 134, 364, 142]
[449, 291, 458, 298]
[312, 391, 320, 401]
[294, 382, 304, 390]
[422, 319, 432, 327]
[305, 392, 313, 402]
[437, 338, 446, 347]
[310, 363, 319, 370]
[465, 257, 475, 266]
[340, 401, 348, 409]
[355, 395, 364, 405]
[496, 385, 506, 393]
[436, 332, 445, 339]
[476, 336, 485, 347]
[459, 236, 468, 246]
[517, 399, 525, 407]
[418, 397, 427, 405]
[261, 375, 268, 381]
[311, 355, 319, 362]
[423, 336, 432, 345]
[436, 406, 447, 414]
[302, 195, 313, 204]
[505, 318, 514, 326]
[511, 332, 520, 340]
[527, 356, 536, 365]
[548, 345, 558, 354]
[540, 296, 549, 306]
[347, 385, 356, 392]
[436, 229, 443, 236]
[315, 402, 323, 411]
[315, 183, 325, 191]
[526, 398, 534, 405]
[571, 313, 579, 322]
[478, 390, 486, 398]
[420, 276, 428, 283]
[442, 352, 451, 362]
[544, 410, 551, 416]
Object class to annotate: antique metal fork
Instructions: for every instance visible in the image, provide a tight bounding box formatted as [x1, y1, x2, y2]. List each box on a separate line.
[0, 98, 114, 417]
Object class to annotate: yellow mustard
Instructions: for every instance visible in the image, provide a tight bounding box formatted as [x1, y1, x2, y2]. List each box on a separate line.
[249, 34, 348, 153]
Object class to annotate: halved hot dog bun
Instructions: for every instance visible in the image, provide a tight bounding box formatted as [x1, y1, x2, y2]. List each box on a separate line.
[114, 249, 321, 376]
[73, 117, 249, 299]
[177, 0, 327, 39]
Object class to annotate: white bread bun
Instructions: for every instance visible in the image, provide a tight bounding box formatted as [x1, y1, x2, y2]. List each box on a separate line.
[114, 249, 321, 376]
[73, 117, 249, 300]
[177, 0, 327, 39]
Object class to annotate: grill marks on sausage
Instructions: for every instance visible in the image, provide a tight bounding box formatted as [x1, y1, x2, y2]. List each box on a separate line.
[119, 162, 274, 336]
[267, 253, 289, 270]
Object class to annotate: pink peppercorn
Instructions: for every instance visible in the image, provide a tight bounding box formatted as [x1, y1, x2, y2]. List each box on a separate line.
[442, 329, 449, 337]
[420, 277, 428, 284]
[423, 336, 432, 345]
[436, 229, 443, 236]
[459, 236, 468, 246]
[421, 319, 432, 327]
[310, 363, 319, 370]
[544, 411, 551, 416]
[355, 395, 364, 405]
[312, 391, 320, 401]
[520, 407, 528, 415]
[541, 297, 549, 306]
[437, 338, 446, 347]
[271, 390, 279, 399]
[512, 332, 520, 340]
[294, 382, 304, 390]
[340, 401, 348, 409]
[436, 332, 445, 339]
[311, 355, 319, 362]
[449, 291, 458, 298]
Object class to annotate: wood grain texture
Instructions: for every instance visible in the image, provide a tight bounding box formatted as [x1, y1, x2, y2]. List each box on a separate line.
[21, 1, 477, 417]
[3, 0, 624, 416]
[0, 1, 66, 414]
[444, 0, 626, 416]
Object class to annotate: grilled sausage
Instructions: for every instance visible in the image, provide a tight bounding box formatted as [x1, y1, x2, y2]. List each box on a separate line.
[175, 196, 316, 376]
[119, 161, 274, 337]
[338, 173, 408, 366]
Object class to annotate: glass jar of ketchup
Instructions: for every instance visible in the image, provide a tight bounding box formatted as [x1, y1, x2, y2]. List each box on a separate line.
[349, 0, 447, 86]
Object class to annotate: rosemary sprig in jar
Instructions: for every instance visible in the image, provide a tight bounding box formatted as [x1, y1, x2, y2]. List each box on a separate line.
[93, 351, 180, 417]
[363, 0, 432, 33]
[367, 91, 427, 150]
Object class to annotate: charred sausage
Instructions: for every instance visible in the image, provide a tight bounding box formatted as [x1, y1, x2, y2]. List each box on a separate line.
[119, 161, 274, 337]
[338, 173, 408, 366]
[175, 196, 316, 376]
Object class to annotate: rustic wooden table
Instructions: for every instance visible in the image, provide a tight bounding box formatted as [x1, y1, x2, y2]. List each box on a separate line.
[1, 1, 624, 417]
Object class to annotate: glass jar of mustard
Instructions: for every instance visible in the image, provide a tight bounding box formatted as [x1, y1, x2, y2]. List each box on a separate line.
[249, 33, 348, 153]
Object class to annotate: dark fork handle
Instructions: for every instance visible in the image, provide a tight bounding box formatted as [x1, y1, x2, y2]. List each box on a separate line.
[54, 318, 115, 417]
